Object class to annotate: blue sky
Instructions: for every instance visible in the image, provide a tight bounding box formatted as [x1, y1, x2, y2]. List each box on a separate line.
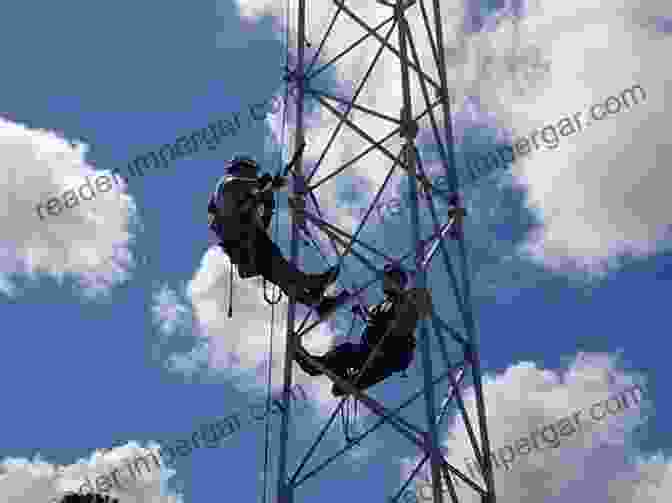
[1, 1, 671, 503]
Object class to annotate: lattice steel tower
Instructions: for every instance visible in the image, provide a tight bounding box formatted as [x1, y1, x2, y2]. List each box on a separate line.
[270, 1, 498, 503]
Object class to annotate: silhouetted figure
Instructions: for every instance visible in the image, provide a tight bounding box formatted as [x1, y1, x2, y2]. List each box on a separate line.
[295, 264, 432, 396]
[208, 155, 341, 312]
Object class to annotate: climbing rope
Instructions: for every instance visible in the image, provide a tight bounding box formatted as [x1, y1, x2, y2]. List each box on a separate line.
[340, 310, 362, 444]
[260, 151, 287, 503]
[263, 197, 284, 305]
[228, 258, 234, 318]
[260, 283, 278, 503]
[260, 1, 293, 500]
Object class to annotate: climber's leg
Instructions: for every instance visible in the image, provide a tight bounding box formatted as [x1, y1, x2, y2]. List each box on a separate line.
[322, 342, 369, 376]
[294, 341, 362, 377]
[294, 349, 325, 376]
[355, 354, 408, 390]
[332, 347, 415, 397]
[318, 342, 374, 396]
[253, 229, 334, 304]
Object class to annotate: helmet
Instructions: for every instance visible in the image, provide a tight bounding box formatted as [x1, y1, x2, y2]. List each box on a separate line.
[226, 155, 259, 176]
[383, 263, 408, 288]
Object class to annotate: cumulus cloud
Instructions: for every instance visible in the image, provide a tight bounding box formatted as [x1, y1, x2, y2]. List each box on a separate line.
[469, 1, 672, 272]
[0, 117, 139, 298]
[150, 284, 210, 377]
[149, 245, 339, 410]
[0, 443, 181, 503]
[231, 0, 672, 274]
[231, 0, 550, 228]
[401, 352, 669, 503]
[152, 284, 194, 338]
[209, 0, 534, 404]
[206, 0, 671, 410]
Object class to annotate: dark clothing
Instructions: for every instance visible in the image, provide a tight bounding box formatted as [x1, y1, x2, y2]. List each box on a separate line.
[320, 340, 414, 385]
[208, 174, 274, 243]
[219, 228, 273, 279]
[310, 295, 418, 392]
[361, 298, 416, 353]
[208, 173, 279, 279]
[219, 227, 301, 282]
[209, 174, 323, 305]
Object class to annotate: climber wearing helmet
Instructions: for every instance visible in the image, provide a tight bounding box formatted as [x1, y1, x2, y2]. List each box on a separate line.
[208, 155, 340, 312]
[294, 264, 432, 396]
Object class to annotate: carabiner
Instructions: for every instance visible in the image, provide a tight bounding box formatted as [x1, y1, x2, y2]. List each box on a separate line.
[263, 277, 283, 305]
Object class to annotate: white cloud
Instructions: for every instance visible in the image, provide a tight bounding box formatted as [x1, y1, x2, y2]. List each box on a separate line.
[211, 0, 672, 410]
[402, 352, 670, 503]
[149, 245, 340, 410]
[468, 1, 672, 272]
[152, 284, 194, 337]
[150, 284, 210, 377]
[0, 117, 139, 298]
[0, 443, 182, 503]
[231, 0, 462, 233]
[231, 0, 672, 274]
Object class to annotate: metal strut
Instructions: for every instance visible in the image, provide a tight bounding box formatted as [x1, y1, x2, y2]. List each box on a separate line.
[262, 141, 309, 307]
[272, 0, 498, 502]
